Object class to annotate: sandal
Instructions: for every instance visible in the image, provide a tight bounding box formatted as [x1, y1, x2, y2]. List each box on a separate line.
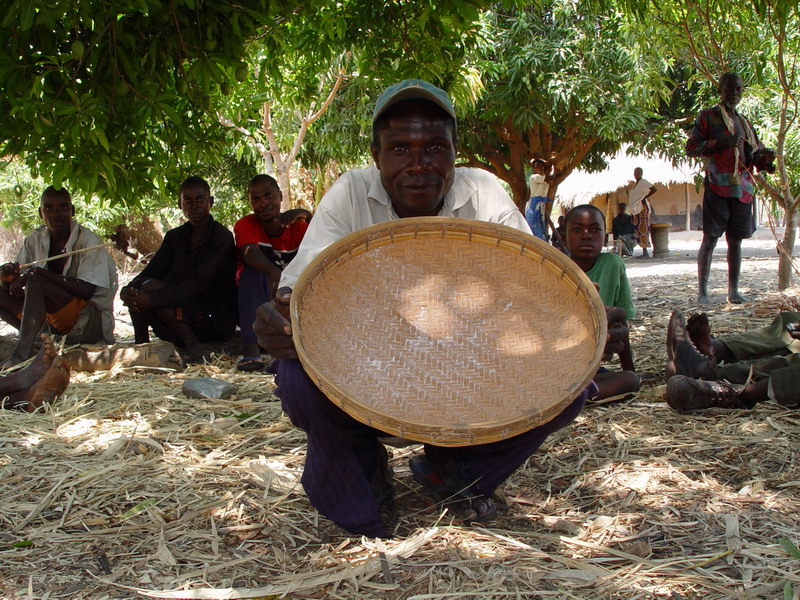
[237, 356, 265, 372]
[409, 455, 496, 523]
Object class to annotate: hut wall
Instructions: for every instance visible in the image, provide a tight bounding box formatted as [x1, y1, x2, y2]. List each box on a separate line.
[588, 181, 704, 231]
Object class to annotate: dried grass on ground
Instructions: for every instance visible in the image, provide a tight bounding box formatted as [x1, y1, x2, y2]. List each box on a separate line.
[1, 257, 799, 600]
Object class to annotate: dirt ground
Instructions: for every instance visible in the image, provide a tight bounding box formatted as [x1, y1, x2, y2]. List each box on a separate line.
[1, 233, 799, 600]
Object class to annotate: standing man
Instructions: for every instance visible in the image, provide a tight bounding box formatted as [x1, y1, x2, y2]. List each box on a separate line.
[254, 80, 598, 538]
[627, 167, 657, 258]
[120, 176, 237, 363]
[686, 72, 773, 304]
[0, 187, 118, 367]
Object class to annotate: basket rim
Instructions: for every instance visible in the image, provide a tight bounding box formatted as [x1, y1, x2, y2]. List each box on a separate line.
[290, 217, 607, 446]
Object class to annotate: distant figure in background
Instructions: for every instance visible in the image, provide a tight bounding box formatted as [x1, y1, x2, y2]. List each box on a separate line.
[686, 72, 775, 305]
[612, 202, 636, 257]
[628, 168, 657, 258]
[233, 174, 310, 372]
[120, 176, 237, 363]
[525, 158, 556, 241]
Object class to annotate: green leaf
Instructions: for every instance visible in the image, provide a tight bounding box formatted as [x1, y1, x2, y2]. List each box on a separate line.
[94, 127, 110, 152]
[778, 537, 800, 559]
[119, 498, 157, 520]
[11, 539, 33, 548]
[19, 0, 36, 30]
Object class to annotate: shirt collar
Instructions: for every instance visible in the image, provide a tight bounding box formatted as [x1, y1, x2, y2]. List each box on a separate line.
[366, 166, 475, 216]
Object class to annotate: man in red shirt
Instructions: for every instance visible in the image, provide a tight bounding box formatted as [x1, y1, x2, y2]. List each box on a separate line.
[233, 175, 310, 371]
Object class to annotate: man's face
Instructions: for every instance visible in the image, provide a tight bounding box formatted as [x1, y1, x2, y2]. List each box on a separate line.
[633, 168, 642, 182]
[719, 76, 743, 108]
[180, 184, 212, 226]
[371, 104, 456, 218]
[566, 208, 604, 261]
[249, 180, 282, 224]
[618, 204, 626, 216]
[40, 193, 73, 237]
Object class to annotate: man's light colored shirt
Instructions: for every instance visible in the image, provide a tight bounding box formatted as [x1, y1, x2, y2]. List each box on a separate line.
[280, 165, 531, 289]
[627, 178, 653, 215]
[17, 220, 118, 343]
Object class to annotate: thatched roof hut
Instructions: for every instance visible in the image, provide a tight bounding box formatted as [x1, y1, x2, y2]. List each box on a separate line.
[556, 146, 703, 230]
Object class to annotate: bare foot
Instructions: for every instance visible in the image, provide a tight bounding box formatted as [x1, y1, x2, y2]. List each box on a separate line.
[728, 292, 749, 304]
[697, 293, 712, 305]
[24, 355, 70, 412]
[686, 313, 713, 357]
[2, 333, 56, 370]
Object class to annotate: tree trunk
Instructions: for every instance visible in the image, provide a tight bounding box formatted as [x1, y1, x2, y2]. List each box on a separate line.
[778, 208, 796, 290]
[277, 169, 292, 211]
[511, 175, 529, 212]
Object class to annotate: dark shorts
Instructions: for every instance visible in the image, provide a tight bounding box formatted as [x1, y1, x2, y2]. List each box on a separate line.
[702, 186, 755, 239]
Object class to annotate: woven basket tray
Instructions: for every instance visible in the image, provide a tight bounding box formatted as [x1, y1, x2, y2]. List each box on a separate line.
[291, 217, 606, 447]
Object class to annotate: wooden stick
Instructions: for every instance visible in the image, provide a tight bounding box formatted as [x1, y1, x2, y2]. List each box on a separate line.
[18, 242, 115, 269]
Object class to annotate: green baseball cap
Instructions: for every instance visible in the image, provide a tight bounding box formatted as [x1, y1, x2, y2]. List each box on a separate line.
[372, 79, 456, 122]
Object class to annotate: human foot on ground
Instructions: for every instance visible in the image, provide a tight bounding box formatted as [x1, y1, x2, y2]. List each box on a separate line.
[686, 313, 714, 357]
[697, 293, 712, 305]
[1, 333, 55, 372]
[23, 355, 70, 412]
[727, 291, 749, 304]
[666, 310, 715, 380]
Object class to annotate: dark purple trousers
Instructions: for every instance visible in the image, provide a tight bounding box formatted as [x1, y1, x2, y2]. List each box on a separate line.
[237, 266, 272, 349]
[273, 358, 592, 538]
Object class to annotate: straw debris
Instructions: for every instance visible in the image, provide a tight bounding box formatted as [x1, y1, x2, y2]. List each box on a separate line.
[1, 259, 799, 599]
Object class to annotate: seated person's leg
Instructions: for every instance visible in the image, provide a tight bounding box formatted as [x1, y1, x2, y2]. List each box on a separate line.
[274, 358, 393, 537]
[0, 287, 23, 331]
[593, 370, 640, 400]
[123, 278, 160, 344]
[4, 270, 81, 366]
[128, 279, 204, 357]
[238, 266, 272, 361]
[716, 312, 799, 362]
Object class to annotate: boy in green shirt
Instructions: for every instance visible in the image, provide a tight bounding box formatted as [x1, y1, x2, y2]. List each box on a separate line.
[566, 204, 640, 399]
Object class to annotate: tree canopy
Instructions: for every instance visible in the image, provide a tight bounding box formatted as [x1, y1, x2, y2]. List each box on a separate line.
[0, 0, 487, 205]
[456, 1, 672, 208]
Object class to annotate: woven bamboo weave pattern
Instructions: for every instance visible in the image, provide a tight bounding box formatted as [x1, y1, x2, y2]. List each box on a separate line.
[292, 218, 605, 446]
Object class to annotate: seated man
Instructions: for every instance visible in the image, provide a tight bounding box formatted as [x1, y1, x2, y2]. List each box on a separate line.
[254, 79, 599, 538]
[1, 334, 70, 411]
[612, 202, 636, 257]
[565, 204, 641, 399]
[120, 176, 237, 363]
[233, 175, 310, 372]
[666, 310, 800, 411]
[0, 186, 118, 367]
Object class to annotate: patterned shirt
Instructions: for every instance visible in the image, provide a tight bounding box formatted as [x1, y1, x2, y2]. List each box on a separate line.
[686, 105, 762, 202]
